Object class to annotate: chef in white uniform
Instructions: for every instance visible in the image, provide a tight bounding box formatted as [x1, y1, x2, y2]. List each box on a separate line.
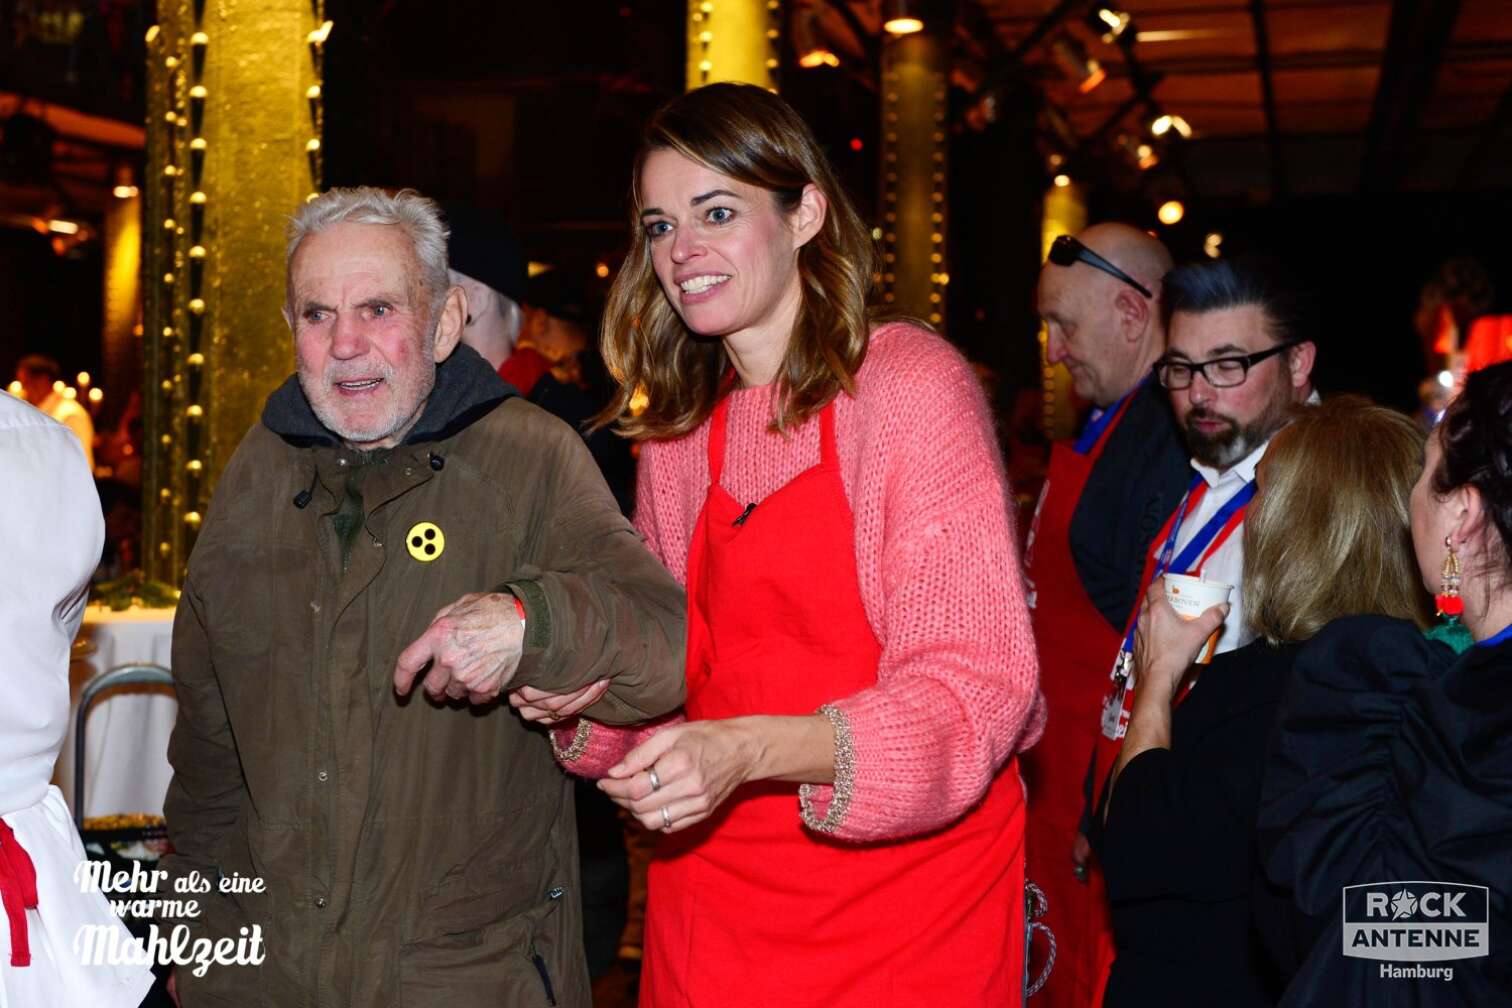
[0, 392, 153, 1007]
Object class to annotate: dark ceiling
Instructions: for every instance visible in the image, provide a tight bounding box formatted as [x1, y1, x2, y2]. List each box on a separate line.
[8, 2, 1511, 225]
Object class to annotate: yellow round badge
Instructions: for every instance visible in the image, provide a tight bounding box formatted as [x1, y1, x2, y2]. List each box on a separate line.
[406, 521, 445, 562]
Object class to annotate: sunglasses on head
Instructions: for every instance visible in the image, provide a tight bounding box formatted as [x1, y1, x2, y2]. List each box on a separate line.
[1047, 235, 1153, 298]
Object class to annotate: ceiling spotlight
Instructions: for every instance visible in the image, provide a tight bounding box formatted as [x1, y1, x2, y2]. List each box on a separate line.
[1151, 113, 1193, 139]
[1158, 200, 1185, 226]
[1052, 34, 1106, 94]
[1088, 7, 1133, 44]
[882, 0, 924, 35]
[1203, 232, 1223, 258]
[1053, 174, 1072, 188]
[793, 10, 841, 68]
[798, 49, 840, 67]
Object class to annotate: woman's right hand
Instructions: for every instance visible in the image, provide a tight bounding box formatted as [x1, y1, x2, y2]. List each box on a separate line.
[1132, 579, 1229, 704]
[508, 679, 610, 723]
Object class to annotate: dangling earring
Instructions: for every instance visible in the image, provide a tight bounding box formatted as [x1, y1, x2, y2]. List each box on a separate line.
[1426, 535, 1474, 653]
[1436, 536, 1463, 618]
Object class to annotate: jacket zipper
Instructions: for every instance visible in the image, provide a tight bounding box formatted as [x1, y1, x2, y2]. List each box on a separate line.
[528, 885, 566, 1006]
[529, 943, 558, 1006]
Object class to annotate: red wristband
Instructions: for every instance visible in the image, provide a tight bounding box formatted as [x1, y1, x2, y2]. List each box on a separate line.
[511, 595, 527, 623]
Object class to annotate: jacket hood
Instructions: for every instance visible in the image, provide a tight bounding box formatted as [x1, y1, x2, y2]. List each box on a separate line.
[261, 342, 516, 448]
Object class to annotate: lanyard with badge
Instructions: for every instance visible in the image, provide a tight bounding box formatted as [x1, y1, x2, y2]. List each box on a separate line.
[1099, 473, 1257, 741]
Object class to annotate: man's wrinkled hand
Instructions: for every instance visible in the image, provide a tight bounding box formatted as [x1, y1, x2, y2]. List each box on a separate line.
[394, 591, 526, 705]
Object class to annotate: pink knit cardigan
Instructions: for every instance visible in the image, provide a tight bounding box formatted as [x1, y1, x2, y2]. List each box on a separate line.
[553, 322, 1045, 841]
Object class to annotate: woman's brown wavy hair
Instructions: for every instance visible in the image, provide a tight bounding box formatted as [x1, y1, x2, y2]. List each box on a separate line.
[597, 82, 879, 439]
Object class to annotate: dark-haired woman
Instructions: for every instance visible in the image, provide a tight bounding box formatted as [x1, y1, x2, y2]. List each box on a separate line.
[1259, 362, 1512, 1004]
[509, 83, 1043, 1005]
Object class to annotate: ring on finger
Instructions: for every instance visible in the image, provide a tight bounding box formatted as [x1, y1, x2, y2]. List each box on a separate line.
[648, 767, 662, 792]
[661, 806, 672, 830]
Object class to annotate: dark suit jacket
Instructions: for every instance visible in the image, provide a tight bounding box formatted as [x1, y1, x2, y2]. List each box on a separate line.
[1090, 640, 1302, 1008]
[1069, 381, 1191, 631]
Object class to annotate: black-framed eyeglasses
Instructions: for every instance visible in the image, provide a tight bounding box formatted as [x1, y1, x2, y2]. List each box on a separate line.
[1154, 340, 1301, 390]
[1046, 234, 1152, 298]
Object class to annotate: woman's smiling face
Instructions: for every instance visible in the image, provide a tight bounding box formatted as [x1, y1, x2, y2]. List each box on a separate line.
[638, 148, 807, 352]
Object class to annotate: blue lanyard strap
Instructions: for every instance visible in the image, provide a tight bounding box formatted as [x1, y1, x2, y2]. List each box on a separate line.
[1121, 475, 1257, 653]
[1073, 380, 1143, 455]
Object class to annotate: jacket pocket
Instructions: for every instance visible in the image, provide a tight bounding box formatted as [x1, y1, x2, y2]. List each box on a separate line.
[398, 887, 569, 1007]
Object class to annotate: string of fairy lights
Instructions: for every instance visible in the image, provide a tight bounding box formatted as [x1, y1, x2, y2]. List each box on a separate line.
[764, 0, 783, 87]
[688, 1, 783, 91]
[927, 77, 947, 330]
[306, 19, 332, 197]
[142, 4, 326, 582]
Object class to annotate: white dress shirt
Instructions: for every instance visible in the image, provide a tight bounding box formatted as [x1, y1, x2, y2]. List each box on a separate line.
[0, 394, 152, 1007]
[1177, 441, 1266, 656]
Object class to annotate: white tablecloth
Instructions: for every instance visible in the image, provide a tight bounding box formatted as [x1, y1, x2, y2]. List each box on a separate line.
[53, 604, 177, 819]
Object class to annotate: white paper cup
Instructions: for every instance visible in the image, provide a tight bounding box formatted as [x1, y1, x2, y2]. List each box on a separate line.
[1164, 574, 1232, 664]
[1163, 573, 1232, 620]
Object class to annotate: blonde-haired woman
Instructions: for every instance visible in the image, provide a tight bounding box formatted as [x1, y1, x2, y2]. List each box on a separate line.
[510, 82, 1043, 1005]
[1090, 396, 1430, 1007]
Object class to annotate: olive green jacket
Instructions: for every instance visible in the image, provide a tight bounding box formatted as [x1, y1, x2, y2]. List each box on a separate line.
[163, 347, 685, 1007]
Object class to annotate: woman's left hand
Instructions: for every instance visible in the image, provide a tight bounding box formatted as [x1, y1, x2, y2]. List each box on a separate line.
[1132, 578, 1229, 704]
[599, 719, 759, 833]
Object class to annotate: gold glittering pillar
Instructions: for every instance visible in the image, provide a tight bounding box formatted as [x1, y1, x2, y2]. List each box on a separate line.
[686, 0, 782, 91]
[1040, 179, 1087, 440]
[879, 28, 948, 328]
[142, 3, 325, 584]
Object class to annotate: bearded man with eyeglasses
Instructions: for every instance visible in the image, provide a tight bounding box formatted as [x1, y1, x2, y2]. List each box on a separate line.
[1153, 256, 1319, 658]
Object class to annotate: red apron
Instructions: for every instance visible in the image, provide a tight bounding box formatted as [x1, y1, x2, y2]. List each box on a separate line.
[642, 397, 1027, 1007]
[1019, 392, 1137, 1008]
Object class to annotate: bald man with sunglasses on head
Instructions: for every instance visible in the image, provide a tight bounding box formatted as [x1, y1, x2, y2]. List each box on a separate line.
[1022, 223, 1191, 1008]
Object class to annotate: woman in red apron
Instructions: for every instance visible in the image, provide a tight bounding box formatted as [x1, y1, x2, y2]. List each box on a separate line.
[513, 84, 1043, 1005]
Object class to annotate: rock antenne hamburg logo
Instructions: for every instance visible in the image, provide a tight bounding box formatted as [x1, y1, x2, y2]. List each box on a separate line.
[1342, 881, 1489, 963]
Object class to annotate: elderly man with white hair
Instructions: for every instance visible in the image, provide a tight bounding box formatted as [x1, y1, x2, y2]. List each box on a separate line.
[161, 186, 686, 1006]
